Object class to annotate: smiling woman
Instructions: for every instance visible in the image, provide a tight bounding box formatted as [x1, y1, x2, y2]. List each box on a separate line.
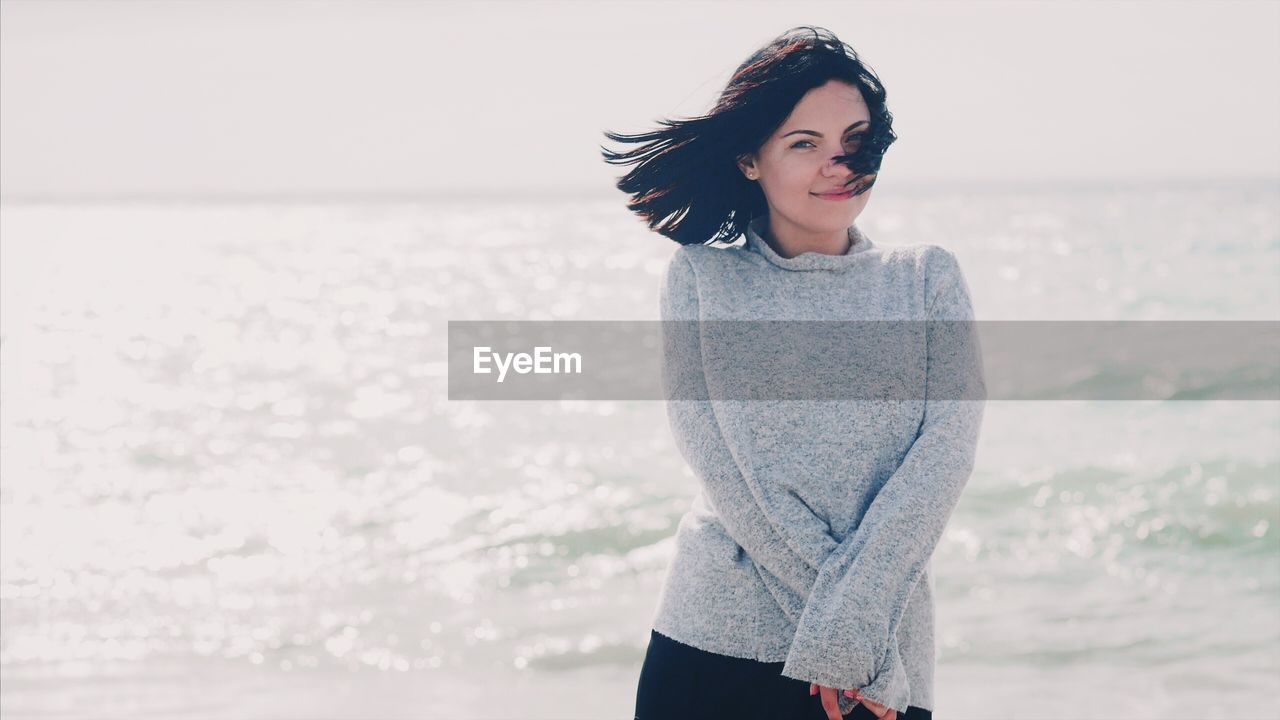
[599, 25, 897, 252]
[736, 80, 878, 259]
[601, 25, 970, 720]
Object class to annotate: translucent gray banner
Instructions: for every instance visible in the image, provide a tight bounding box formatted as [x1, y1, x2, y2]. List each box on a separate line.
[447, 321, 1280, 401]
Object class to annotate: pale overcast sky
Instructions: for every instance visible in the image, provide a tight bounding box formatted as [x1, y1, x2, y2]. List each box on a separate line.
[2, 0, 1277, 199]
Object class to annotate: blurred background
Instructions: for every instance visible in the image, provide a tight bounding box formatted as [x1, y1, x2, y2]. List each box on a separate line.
[1, 2, 1277, 719]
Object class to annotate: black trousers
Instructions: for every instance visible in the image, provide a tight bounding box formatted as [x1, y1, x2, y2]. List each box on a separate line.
[634, 629, 934, 720]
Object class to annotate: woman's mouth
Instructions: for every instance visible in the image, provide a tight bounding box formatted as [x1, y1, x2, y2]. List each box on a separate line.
[812, 188, 855, 201]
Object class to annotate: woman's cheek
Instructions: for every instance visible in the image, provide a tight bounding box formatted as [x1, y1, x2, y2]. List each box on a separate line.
[777, 166, 811, 194]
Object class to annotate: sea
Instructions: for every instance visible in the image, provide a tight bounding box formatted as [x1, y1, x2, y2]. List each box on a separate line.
[2, 180, 1278, 719]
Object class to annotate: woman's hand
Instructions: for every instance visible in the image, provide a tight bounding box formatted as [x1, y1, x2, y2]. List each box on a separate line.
[809, 683, 898, 720]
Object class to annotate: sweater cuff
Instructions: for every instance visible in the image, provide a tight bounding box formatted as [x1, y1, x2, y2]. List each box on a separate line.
[857, 642, 912, 715]
[780, 631, 912, 715]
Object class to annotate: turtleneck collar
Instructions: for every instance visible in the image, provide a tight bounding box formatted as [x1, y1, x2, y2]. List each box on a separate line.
[741, 214, 875, 272]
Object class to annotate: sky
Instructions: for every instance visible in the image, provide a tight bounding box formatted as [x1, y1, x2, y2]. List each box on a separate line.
[1, 0, 1278, 200]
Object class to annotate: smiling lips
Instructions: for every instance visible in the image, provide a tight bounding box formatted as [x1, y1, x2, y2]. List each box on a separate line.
[813, 187, 855, 200]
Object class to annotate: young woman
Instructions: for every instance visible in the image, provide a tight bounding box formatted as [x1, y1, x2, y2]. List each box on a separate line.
[602, 26, 985, 720]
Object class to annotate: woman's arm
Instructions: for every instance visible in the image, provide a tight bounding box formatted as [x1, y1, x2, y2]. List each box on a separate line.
[778, 248, 987, 715]
[660, 248, 835, 614]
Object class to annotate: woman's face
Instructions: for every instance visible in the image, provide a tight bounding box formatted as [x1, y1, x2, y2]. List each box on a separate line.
[738, 80, 874, 238]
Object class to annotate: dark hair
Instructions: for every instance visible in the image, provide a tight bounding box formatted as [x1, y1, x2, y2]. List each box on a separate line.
[600, 26, 898, 246]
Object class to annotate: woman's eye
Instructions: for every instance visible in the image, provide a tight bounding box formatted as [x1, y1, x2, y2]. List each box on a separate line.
[791, 136, 863, 150]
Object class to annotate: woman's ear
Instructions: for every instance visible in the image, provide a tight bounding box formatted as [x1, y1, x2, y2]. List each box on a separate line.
[736, 154, 759, 181]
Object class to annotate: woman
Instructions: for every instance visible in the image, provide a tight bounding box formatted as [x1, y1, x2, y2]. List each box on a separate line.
[602, 26, 985, 720]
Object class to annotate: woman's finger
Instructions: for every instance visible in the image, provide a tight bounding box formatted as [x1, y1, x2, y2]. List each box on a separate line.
[810, 682, 817, 696]
[817, 686, 842, 720]
[859, 695, 892, 719]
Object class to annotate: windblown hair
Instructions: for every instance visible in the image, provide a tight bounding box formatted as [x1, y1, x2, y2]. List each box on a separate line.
[600, 26, 898, 246]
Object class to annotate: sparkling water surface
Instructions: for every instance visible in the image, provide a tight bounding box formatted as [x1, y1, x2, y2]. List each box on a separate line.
[2, 182, 1278, 719]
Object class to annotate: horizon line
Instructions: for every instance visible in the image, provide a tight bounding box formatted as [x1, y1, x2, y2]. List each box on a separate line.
[3, 175, 1278, 206]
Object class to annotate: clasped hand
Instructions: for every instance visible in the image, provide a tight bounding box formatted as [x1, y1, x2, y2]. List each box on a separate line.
[809, 683, 896, 720]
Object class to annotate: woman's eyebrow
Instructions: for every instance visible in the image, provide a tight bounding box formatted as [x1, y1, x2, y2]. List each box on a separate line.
[781, 120, 869, 139]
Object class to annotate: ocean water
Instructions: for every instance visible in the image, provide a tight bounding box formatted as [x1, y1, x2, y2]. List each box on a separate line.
[1, 182, 1278, 720]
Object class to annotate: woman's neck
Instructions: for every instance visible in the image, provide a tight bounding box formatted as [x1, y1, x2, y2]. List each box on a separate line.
[764, 219, 852, 258]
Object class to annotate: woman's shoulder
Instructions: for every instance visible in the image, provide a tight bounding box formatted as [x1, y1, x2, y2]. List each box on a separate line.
[664, 239, 758, 280]
[671, 239, 753, 263]
[869, 243, 971, 315]
[660, 242, 740, 298]
[881, 240, 958, 265]
[888, 242, 965, 282]
[904, 243, 976, 318]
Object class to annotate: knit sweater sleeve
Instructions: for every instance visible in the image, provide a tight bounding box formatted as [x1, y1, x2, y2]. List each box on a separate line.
[659, 248, 836, 618]
[779, 248, 987, 714]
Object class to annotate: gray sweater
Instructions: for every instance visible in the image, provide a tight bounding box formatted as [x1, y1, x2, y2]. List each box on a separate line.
[652, 214, 986, 715]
